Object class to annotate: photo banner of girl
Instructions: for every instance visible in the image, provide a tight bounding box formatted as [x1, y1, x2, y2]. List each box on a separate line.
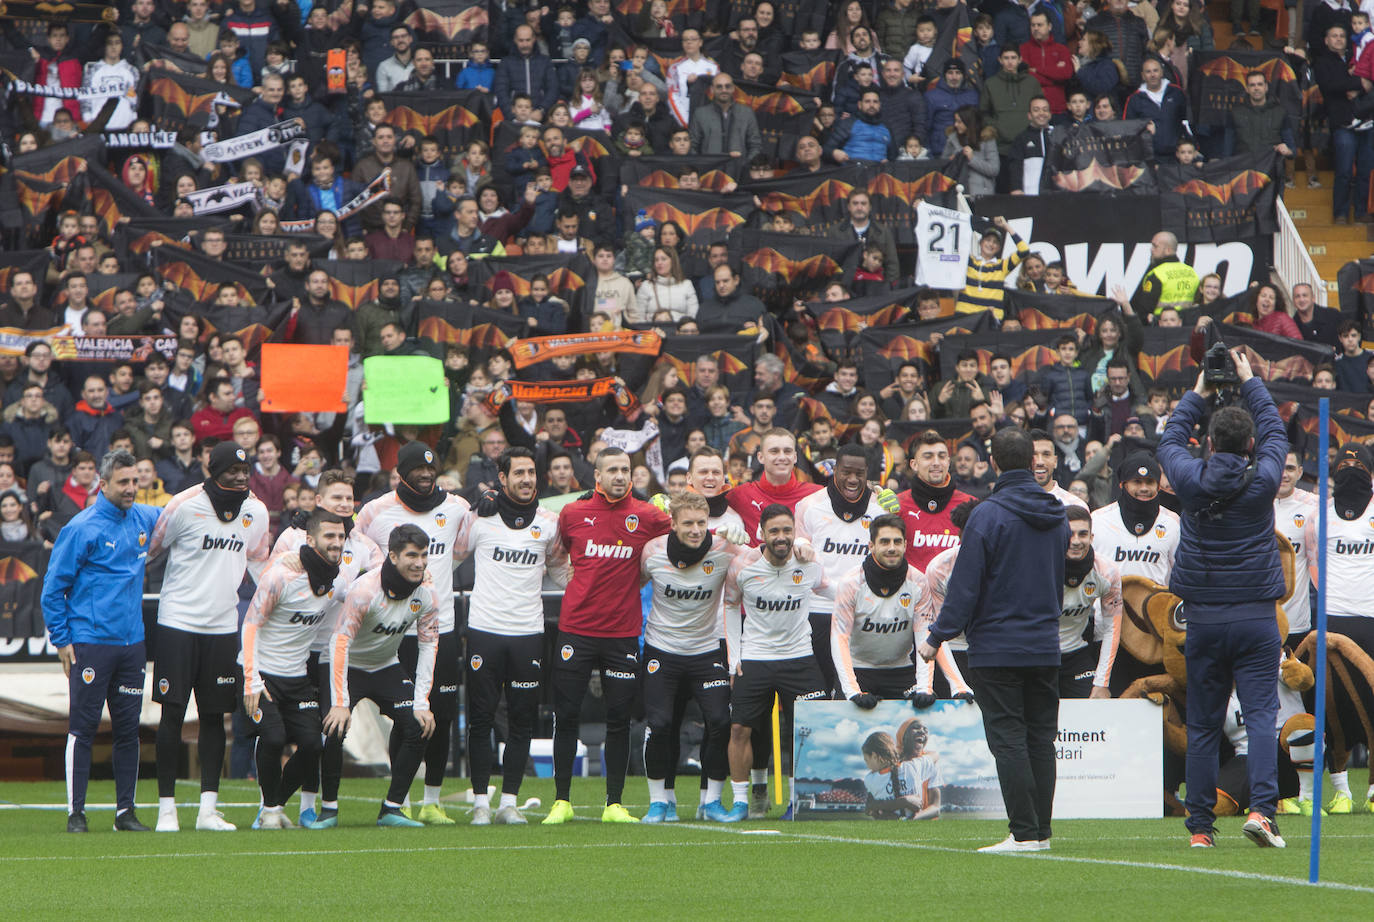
[792, 699, 1161, 820]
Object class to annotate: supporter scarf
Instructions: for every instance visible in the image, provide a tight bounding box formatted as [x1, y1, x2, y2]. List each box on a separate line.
[186, 181, 258, 215]
[380, 557, 421, 601]
[862, 554, 906, 598]
[327, 49, 347, 94]
[104, 131, 177, 148]
[200, 119, 306, 164]
[483, 377, 640, 417]
[1333, 467, 1373, 520]
[203, 477, 249, 523]
[827, 481, 870, 522]
[706, 492, 730, 518]
[279, 168, 391, 233]
[1064, 547, 1095, 587]
[396, 478, 445, 514]
[496, 490, 540, 530]
[908, 474, 955, 513]
[667, 531, 711, 569]
[9, 78, 133, 102]
[1117, 490, 1160, 536]
[299, 544, 340, 596]
[508, 331, 662, 369]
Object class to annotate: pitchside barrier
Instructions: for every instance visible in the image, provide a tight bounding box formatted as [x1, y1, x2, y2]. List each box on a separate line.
[792, 699, 1162, 820]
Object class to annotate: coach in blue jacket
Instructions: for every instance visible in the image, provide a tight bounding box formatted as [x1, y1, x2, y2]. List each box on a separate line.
[920, 427, 1069, 853]
[1157, 349, 1288, 849]
[42, 449, 163, 834]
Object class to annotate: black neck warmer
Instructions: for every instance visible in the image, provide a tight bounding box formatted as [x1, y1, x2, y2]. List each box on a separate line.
[1117, 491, 1160, 536]
[909, 475, 955, 514]
[1065, 547, 1095, 587]
[397, 477, 445, 513]
[862, 554, 907, 597]
[380, 557, 422, 600]
[497, 490, 541, 530]
[203, 478, 248, 522]
[667, 531, 711, 569]
[706, 493, 729, 518]
[828, 481, 870, 522]
[1334, 467, 1373, 520]
[299, 545, 341, 596]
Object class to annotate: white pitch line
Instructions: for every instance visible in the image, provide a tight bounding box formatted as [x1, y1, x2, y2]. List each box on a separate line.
[0, 838, 780, 864]
[679, 824, 1374, 895]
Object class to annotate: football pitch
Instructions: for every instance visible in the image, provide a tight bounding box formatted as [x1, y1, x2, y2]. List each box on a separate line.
[2, 776, 1372, 920]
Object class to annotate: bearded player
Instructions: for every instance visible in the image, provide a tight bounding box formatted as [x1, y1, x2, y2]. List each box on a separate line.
[1059, 506, 1123, 699]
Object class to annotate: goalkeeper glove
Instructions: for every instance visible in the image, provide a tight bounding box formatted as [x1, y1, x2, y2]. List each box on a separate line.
[476, 488, 499, 517]
[906, 691, 937, 709]
[718, 524, 749, 546]
[876, 487, 899, 514]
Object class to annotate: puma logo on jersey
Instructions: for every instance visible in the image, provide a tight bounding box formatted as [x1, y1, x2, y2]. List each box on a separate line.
[860, 617, 910, 633]
[664, 583, 712, 600]
[492, 546, 538, 565]
[583, 538, 633, 558]
[907, 532, 960, 548]
[1334, 539, 1374, 555]
[202, 534, 245, 552]
[1114, 547, 1161, 563]
[372, 623, 407, 635]
[288, 612, 326, 625]
[754, 595, 802, 612]
[821, 537, 867, 556]
[583, 517, 598, 526]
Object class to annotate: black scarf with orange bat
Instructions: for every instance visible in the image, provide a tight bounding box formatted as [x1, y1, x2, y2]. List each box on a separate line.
[732, 228, 862, 313]
[415, 298, 526, 357]
[1188, 50, 1303, 133]
[802, 286, 925, 362]
[1048, 120, 1157, 195]
[655, 332, 757, 395]
[1158, 152, 1281, 243]
[622, 187, 757, 272]
[858, 313, 995, 393]
[1003, 289, 1120, 336]
[0, 136, 106, 245]
[142, 70, 253, 130]
[404, 0, 488, 50]
[0, 541, 48, 640]
[936, 329, 1065, 383]
[381, 90, 492, 157]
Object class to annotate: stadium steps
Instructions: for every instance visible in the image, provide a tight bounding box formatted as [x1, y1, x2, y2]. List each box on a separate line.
[1285, 172, 1371, 292]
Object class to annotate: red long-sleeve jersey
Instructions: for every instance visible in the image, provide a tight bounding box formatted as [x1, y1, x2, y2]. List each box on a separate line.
[726, 473, 823, 542]
[558, 490, 670, 637]
[898, 486, 974, 572]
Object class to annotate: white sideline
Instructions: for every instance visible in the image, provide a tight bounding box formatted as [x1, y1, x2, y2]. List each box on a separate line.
[682, 825, 1374, 895]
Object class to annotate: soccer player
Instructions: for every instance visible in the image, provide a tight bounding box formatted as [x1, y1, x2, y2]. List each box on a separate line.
[1091, 451, 1179, 587]
[831, 514, 935, 705]
[638, 491, 749, 821]
[321, 524, 440, 827]
[270, 469, 382, 827]
[923, 500, 978, 700]
[458, 447, 569, 825]
[1274, 450, 1316, 650]
[1030, 428, 1089, 509]
[710, 503, 832, 822]
[150, 442, 270, 832]
[899, 430, 975, 571]
[543, 447, 671, 824]
[726, 429, 821, 540]
[43, 449, 161, 833]
[795, 445, 888, 697]
[1059, 506, 1123, 699]
[355, 442, 469, 824]
[688, 447, 745, 533]
[241, 510, 346, 828]
[1303, 443, 1374, 813]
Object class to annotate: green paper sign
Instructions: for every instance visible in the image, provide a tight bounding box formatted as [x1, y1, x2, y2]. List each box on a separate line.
[362, 356, 450, 424]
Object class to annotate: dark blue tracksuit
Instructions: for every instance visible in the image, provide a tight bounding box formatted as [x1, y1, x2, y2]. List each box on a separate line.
[1158, 378, 1288, 832]
[42, 491, 162, 817]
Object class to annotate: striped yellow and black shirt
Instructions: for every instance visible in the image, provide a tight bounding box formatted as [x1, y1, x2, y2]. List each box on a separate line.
[955, 233, 1030, 321]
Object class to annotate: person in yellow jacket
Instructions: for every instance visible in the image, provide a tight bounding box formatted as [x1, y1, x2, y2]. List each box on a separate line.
[1131, 231, 1199, 319]
[134, 458, 172, 507]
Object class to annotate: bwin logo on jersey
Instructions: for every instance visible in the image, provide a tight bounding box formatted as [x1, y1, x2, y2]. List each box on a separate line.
[561, 644, 574, 661]
[821, 537, 866, 555]
[81, 667, 95, 685]
[470, 655, 483, 671]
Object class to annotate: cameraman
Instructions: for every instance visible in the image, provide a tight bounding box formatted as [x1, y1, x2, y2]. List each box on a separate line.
[1157, 348, 1288, 850]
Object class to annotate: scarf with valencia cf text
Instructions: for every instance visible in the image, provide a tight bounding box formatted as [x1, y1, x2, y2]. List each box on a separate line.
[908, 475, 955, 513]
[862, 554, 907, 597]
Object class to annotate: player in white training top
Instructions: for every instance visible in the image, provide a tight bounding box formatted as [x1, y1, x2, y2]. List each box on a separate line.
[150, 442, 270, 833]
[1274, 450, 1316, 648]
[1031, 428, 1089, 509]
[241, 510, 346, 828]
[456, 447, 569, 826]
[354, 441, 469, 824]
[1059, 506, 1124, 698]
[1091, 451, 1180, 588]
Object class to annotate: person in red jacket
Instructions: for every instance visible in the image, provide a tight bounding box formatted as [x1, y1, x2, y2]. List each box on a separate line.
[543, 446, 670, 826]
[726, 429, 822, 540]
[899, 429, 975, 571]
[1019, 11, 1073, 112]
[28, 22, 84, 127]
[190, 379, 258, 444]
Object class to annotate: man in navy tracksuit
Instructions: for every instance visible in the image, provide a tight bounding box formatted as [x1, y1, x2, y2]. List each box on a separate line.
[920, 427, 1069, 853]
[42, 449, 163, 833]
[1157, 349, 1287, 849]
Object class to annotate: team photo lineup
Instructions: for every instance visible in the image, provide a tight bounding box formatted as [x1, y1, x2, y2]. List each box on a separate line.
[4, 0, 1374, 880]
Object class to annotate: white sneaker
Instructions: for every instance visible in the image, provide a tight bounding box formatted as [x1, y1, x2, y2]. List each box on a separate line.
[1036, 839, 1051, 850]
[196, 810, 237, 831]
[470, 805, 493, 826]
[258, 810, 286, 830]
[492, 805, 527, 825]
[977, 835, 1043, 854]
[156, 805, 179, 832]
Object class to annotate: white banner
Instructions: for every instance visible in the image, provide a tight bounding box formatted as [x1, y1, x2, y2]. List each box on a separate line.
[186, 181, 259, 215]
[200, 119, 306, 163]
[793, 698, 1162, 820]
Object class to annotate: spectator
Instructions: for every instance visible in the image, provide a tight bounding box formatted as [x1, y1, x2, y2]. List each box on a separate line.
[1076, 31, 1125, 102]
[1087, 0, 1151, 87]
[192, 379, 257, 443]
[1020, 11, 1073, 112]
[980, 46, 1042, 164]
[926, 59, 980, 152]
[494, 25, 559, 117]
[1123, 58, 1190, 158]
[689, 74, 763, 159]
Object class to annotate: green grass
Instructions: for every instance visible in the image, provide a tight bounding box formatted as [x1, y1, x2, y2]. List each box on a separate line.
[2, 776, 1372, 920]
